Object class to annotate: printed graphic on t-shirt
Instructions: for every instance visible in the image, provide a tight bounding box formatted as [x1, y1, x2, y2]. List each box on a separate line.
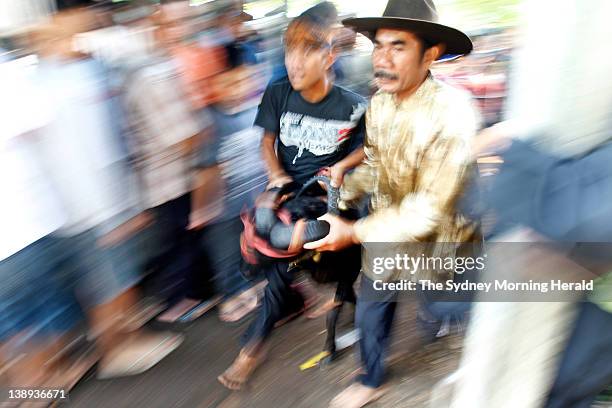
[279, 103, 366, 164]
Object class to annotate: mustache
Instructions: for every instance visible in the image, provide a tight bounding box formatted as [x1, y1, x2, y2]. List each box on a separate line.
[374, 70, 399, 80]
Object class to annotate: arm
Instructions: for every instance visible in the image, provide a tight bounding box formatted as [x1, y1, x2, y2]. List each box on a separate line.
[352, 134, 472, 243]
[188, 120, 225, 229]
[306, 97, 479, 251]
[329, 146, 366, 187]
[254, 82, 289, 189]
[261, 130, 292, 188]
[329, 106, 368, 187]
[489, 139, 612, 242]
[306, 135, 473, 251]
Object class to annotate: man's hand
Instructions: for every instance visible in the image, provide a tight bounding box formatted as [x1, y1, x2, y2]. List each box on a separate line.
[303, 213, 359, 252]
[329, 164, 347, 188]
[319, 165, 347, 188]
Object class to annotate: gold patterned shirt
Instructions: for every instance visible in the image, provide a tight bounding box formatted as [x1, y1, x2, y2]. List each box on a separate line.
[341, 74, 481, 280]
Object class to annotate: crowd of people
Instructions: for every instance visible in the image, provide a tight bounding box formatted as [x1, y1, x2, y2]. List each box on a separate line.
[1, 0, 611, 407]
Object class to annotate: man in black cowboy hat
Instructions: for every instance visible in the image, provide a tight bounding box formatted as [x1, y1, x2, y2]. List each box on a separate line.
[304, 0, 481, 406]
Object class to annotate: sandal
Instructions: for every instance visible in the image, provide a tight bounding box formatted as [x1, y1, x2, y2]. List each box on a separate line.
[219, 291, 258, 323]
[156, 298, 202, 323]
[96, 332, 183, 379]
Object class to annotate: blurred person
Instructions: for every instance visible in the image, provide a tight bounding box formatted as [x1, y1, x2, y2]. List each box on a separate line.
[443, 0, 612, 407]
[159, 0, 229, 110]
[433, 44, 509, 128]
[118, 2, 214, 319]
[303, 0, 479, 406]
[333, 27, 375, 97]
[217, 4, 367, 391]
[268, 1, 339, 84]
[189, 43, 267, 323]
[26, 4, 184, 380]
[64, 1, 173, 327]
[0, 47, 74, 389]
[467, 124, 612, 408]
[216, 2, 259, 53]
[71, 1, 158, 67]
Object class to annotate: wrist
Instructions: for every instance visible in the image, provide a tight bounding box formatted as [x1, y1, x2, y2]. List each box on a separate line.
[333, 162, 347, 172]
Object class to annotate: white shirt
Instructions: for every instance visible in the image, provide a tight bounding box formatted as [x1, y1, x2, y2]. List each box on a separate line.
[0, 57, 66, 260]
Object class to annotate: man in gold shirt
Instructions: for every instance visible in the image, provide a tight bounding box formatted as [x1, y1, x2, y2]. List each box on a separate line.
[304, 1, 480, 406]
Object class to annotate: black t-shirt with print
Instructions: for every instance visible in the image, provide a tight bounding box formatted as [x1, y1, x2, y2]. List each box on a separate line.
[254, 79, 367, 185]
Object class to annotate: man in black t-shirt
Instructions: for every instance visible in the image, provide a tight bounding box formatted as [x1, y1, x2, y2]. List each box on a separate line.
[256, 78, 366, 185]
[258, 3, 367, 189]
[218, 5, 366, 391]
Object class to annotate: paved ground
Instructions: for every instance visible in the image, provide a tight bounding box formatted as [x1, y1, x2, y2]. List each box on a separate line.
[66, 296, 463, 408]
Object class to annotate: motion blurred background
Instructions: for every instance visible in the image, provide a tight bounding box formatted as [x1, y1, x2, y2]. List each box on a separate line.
[2, 1, 611, 407]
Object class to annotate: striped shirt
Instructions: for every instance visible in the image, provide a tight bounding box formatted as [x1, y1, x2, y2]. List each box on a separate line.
[123, 56, 202, 208]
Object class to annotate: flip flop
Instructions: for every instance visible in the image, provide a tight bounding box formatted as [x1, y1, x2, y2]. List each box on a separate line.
[96, 332, 184, 379]
[219, 293, 258, 323]
[178, 296, 222, 323]
[156, 298, 202, 323]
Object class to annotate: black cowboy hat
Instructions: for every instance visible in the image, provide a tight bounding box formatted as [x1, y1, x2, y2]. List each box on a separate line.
[343, 0, 472, 56]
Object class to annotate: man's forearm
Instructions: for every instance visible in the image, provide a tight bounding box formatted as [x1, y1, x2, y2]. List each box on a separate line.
[261, 131, 286, 178]
[335, 146, 366, 172]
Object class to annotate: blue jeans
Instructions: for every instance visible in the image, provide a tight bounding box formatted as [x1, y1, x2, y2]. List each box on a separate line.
[0, 228, 136, 354]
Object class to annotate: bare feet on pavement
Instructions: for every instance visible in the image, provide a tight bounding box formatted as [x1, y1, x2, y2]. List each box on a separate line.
[329, 383, 387, 408]
[218, 349, 266, 391]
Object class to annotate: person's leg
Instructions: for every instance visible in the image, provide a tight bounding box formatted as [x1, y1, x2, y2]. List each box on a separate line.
[544, 301, 612, 408]
[200, 217, 253, 320]
[101, 220, 168, 330]
[241, 261, 303, 349]
[150, 194, 195, 305]
[0, 235, 96, 393]
[355, 280, 397, 388]
[218, 260, 302, 390]
[329, 276, 397, 408]
[0, 237, 66, 387]
[61, 230, 184, 379]
[417, 266, 475, 342]
[201, 217, 258, 322]
[306, 245, 361, 319]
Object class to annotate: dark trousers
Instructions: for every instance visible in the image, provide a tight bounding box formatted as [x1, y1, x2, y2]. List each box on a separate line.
[240, 243, 362, 349]
[241, 261, 304, 348]
[150, 194, 196, 304]
[544, 301, 612, 408]
[356, 275, 472, 388]
[355, 276, 398, 388]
